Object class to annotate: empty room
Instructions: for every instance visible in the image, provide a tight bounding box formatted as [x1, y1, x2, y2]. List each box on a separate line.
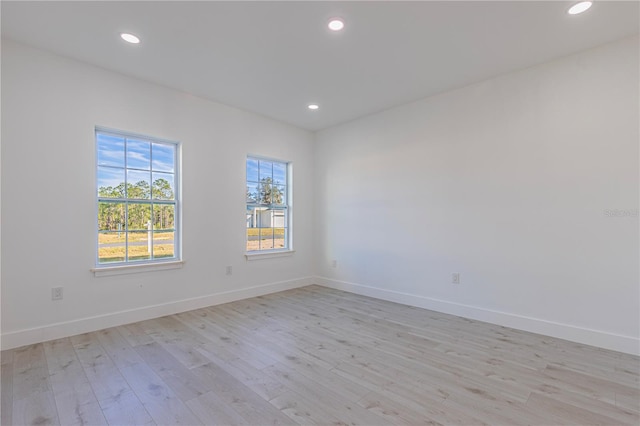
[1, 1, 638, 425]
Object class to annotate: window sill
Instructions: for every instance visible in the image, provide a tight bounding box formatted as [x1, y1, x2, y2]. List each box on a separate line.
[91, 260, 185, 277]
[245, 250, 295, 261]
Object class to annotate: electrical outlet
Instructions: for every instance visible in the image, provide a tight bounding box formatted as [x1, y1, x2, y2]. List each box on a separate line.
[451, 273, 460, 284]
[225, 266, 233, 276]
[331, 260, 337, 268]
[52, 287, 63, 300]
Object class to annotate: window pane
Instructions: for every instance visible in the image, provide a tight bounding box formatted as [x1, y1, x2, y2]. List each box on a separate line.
[250, 181, 261, 201]
[98, 230, 126, 245]
[98, 202, 125, 232]
[258, 182, 271, 204]
[269, 208, 287, 229]
[97, 134, 125, 167]
[273, 162, 286, 185]
[260, 228, 275, 250]
[153, 233, 175, 259]
[258, 181, 284, 204]
[127, 139, 151, 170]
[246, 227, 258, 252]
[255, 207, 269, 228]
[98, 237, 126, 264]
[128, 231, 150, 261]
[247, 158, 259, 182]
[153, 205, 175, 230]
[97, 167, 125, 198]
[127, 170, 151, 199]
[152, 143, 175, 172]
[152, 173, 175, 200]
[259, 161, 273, 181]
[273, 185, 286, 205]
[246, 184, 258, 203]
[127, 203, 152, 230]
[275, 227, 287, 249]
[98, 219, 125, 263]
[247, 206, 260, 228]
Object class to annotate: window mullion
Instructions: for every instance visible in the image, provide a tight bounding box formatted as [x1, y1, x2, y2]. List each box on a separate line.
[124, 200, 129, 262]
[123, 137, 129, 263]
[150, 203, 154, 260]
[149, 145, 153, 259]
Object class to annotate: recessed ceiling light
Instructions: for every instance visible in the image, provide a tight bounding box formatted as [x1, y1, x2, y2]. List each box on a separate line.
[328, 18, 345, 31]
[308, 104, 319, 110]
[120, 33, 140, 44]
[568, 1, 593, 15]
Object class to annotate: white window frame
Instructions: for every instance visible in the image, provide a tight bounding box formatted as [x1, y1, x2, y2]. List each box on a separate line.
[245, 155, 293, 260]
[93, 127, 182, 274]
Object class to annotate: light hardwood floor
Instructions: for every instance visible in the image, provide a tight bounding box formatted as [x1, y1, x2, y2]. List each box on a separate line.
[1, 285, 639, 425]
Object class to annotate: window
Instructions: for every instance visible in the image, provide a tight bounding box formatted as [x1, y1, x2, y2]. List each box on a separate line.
[96, 128, 179, 266]
[246, 156, 290, 252]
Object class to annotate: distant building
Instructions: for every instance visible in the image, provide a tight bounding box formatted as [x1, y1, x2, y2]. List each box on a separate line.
[246, 207, 285, 228]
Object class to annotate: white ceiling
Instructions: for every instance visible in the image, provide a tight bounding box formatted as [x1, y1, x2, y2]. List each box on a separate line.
[2, 1, 638, 131]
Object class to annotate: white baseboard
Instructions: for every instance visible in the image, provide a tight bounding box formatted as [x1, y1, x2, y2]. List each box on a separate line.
[1, 276, 314, 350]
[315, 276, 640, 356]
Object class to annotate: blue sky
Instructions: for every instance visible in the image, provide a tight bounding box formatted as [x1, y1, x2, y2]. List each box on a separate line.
[97, 133, 176, 194]
[246, 158, 286, 184]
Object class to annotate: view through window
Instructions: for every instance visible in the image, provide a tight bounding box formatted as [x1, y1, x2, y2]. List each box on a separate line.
[246, 157, 289, 252]
[96, 129, 179, 265]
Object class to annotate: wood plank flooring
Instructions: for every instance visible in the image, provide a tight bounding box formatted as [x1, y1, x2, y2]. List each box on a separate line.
[1, 285, 638, 425]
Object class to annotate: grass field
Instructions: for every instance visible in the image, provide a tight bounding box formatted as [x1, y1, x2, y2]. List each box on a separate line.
[98, 243, 174, 263]
[246, 227, 286, 251]
[98, 230, 174, 263]
[246, 227, 285, 237]
[98, 231, 174, 244]
[246, 239, 285, 251]
[99, 228, 287, 261]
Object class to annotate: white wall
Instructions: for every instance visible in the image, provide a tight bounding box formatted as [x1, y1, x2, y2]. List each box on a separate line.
[314, 36, 640, 355]
[1, 40, 315, 349]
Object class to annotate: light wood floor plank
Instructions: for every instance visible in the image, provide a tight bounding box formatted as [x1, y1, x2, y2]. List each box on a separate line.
[118, 362, 202, 425]
[184, 390, 247, 425]
[356, 390, 444, 426]
[198, 353, 287, 401]
[191, 362, 296, 425]
[134, 341, 215, 401]
[1, 349, 14, 425]
[95, 327, 145, 370]
[12, 390, 59, 426]
[138, 317, 212, 369]
[69, 333, 155, 426]
[176, 310, 280, 370]
[262, 363, 389, 425]
[12, 343, 52, 401]
[526, 392, 623, 425]
[269, 390, 348, 425]
[43, 338, 108, 426]
[99, 389, 156, 426]
[2, 285, 638, 425]
[116, 323, 156, 348]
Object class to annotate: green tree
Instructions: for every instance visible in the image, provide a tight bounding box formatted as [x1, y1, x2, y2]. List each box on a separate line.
[98, 179, 177, 231]
[247, 187, 257, 203]
[152, 178, 174, 200]
[98, 183, 125, 231]
[127, 180, 150, 199]
[127, 203, 151, 230]
[257, 177, 283, 205]
[154, 205, 175, 230]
